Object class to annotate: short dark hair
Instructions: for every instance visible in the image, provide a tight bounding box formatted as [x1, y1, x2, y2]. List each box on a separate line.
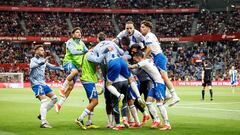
[132, 51, 144, 58]
[97, 32, 106, 41]
[120, 36, 130, 46]
[130, 44, 141, 51]
[34, 45, 43, 51]
[71, 27, 81, 34]
[126, 21, 134, 25]
[141, 20, 153, 29]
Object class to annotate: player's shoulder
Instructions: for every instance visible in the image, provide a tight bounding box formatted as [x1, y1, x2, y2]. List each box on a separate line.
[145, 32, 154, 39]
[117, 30, 127, 37]
[133, 30, 143, 36]
[30, 56, 38, 61]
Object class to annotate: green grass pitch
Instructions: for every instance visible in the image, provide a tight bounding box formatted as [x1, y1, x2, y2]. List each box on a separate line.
[0, 86, 240, 135]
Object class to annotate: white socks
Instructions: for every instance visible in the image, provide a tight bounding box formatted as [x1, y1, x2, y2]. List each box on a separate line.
[157, 103, 169, 125]
[106, 85, 121, 97]
[170, 88, 178, 98]
[127, 107, 134, 122]
[130, 105, 140, 125]
[46, 95, 57, 111]
[61, 79, 69, 92]
[130, 81, 141, 98]
[107, 114, 113, 124]
[86, 112, 94, 125]
[58, 96, 66, 106]
[79, 109, 90, 121]
[40, 99, 48, 124]
[146, 102, 159, 122]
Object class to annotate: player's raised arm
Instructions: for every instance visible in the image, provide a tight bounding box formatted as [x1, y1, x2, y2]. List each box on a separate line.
[46, 62, 63, 70]
[128, 64, 138, 69]
[30, 56, 50, 69]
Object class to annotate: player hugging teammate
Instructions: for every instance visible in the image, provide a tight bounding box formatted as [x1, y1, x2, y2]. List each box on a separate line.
[31, 21, 180, 131]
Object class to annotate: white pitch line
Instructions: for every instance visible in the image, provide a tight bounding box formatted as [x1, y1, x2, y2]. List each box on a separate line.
[174, 106, 240, 112]
[176, 102, 240, 106]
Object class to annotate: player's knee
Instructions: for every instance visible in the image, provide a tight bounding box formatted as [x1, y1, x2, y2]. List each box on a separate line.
[71, 69, 78, 75]
[156, 101, 164, 107]
[51, 95, 58, 104]
[128, 100, 134, 106]
[146, 101, 152, 107]
[68, 83, 74, 91]
[40, 98, 48, 103]
[128, 77, 136, 84]
[92, 99, 98, 106]
[106, 80, 113, 87]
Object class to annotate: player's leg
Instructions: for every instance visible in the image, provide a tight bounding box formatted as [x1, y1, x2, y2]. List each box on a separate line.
[106, 59, 123, 98]
[45, 88, 58, 112]
[208, 82, 213, 101]
[155, 54, 180, 106]
[84, 84, 99, 128]
[128, 99, 141, 128]
[76, 82, 99, 129]
[56, 80, 75, 113]
[112, 81, 128, 130]
[146, 88, 160, 128]
[104, 84, 114, 128]
[112, 91, 121, 130]
[138, 80, 151, 124]
[37, 87, 58, 120]
[32, 85, 53, 128]
[60, 63, 78, 96]
[202, 82, 206, 100]
[157, 101, 171, 131]
[120, 58, 145, 108]
[56, 63, 78, 112]
[231, 80, 236, 94]
[155, 83, 171, 131]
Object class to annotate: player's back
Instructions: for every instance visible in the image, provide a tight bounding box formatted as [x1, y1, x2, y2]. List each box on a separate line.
[203, 65, 212, 80]
[145, 32, 163, 56]
[93, 40, 124, 63]
[138, 59, 164, 84]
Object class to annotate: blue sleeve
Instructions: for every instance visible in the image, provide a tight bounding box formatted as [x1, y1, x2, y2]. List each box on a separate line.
[46, 63, 62, 70]
[66, 42, 88, 55]
[86, 52, 105, 63]
[30, 58, 45, 69]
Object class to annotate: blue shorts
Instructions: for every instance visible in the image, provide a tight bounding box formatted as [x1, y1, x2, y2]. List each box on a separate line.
[148, 83, 166, 101]
[127, 80, 140, 100]
[32, 85, 52, 97]
[107, 57, 131, 82]
[82, 82, 98, 99]
[63, 62, 78, 83]
[153, 53, 168, 72]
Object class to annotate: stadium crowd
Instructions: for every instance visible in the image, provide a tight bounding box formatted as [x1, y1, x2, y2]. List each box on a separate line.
[0, 12, 23, 36]
[0, 41, 239, 82]
[0, 0, 197, 8]
[155, 13, 195, 37]
[1, 10, 240, 37]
